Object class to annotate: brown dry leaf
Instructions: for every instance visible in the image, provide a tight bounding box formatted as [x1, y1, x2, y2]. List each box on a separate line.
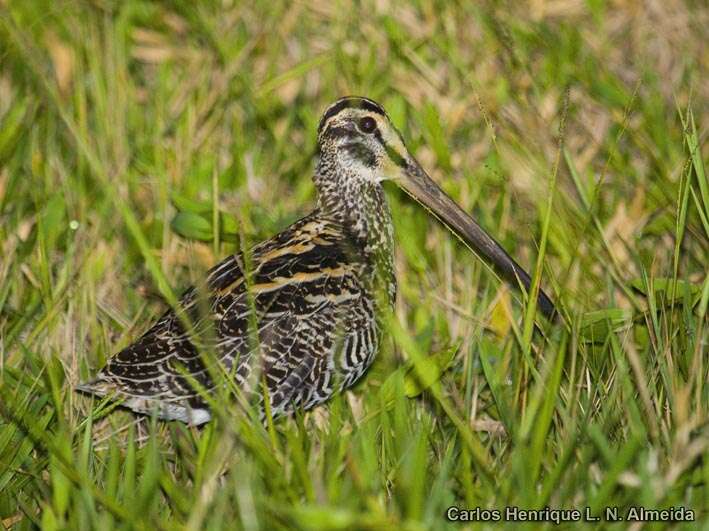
[603, 187, 647, 269]
[132, 28, 174, 63]
[45, 32, 74, 95]
[17, 218, 34, 241]
[3, 513, 23, 528]
[310, 407, 330, 431]
[0, 168, 7, 203]
[497, 142, 538, 197]
[132, 46, 174, 64]
[345, 391, 365, 424]
[471, 418, 506, 436]
[275, 76, 301, 105]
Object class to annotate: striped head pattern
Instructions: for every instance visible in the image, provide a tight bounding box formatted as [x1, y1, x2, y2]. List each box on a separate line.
[316, 96, 411, 185]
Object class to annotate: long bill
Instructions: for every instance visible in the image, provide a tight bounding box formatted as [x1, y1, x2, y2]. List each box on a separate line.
[396, 160, 557, 320]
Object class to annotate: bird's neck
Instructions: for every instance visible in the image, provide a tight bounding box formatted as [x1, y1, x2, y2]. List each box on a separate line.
[314, 156, 395, 263]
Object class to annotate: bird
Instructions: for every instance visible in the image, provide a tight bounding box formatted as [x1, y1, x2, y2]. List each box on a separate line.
[77, 96, 556, 425]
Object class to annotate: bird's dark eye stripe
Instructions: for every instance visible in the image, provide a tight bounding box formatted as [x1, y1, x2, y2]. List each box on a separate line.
[384, 144, 407, 168]
[372, 129, 407, 168]
[326, 126, 357, 140]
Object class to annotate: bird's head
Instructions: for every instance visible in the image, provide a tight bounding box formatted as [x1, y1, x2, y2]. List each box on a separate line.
[317, 96, 557, 319]
[317, 96, 410, 182]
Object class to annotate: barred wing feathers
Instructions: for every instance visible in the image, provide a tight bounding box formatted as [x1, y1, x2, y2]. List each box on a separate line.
[77, 214, 367, 424]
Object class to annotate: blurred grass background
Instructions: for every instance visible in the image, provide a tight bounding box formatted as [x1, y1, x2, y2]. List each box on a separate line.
[0, 0, 707, 529]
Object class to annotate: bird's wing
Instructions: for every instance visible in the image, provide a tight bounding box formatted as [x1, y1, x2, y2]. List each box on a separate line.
[77, 214, 363, 424]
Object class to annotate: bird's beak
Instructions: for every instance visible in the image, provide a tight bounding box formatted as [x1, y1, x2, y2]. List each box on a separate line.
[395, 158, 557, 319]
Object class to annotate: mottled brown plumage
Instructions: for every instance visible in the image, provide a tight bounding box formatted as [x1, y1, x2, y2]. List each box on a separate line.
[78, 96, 556, 424]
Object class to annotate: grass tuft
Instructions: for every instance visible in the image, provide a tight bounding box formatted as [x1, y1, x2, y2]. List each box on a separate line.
[1, 1, 707, 528]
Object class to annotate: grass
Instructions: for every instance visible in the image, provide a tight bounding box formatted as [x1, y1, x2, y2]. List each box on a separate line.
[0, 1, 707, 529]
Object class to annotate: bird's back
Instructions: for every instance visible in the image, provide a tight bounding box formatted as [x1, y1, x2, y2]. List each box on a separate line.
[78, 211, 390, 424]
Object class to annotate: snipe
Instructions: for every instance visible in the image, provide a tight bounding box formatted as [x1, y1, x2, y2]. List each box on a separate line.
[78, 96, 556, 424]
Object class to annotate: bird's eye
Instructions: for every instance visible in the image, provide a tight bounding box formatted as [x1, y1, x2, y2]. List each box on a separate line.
[358, 116, 377, 134]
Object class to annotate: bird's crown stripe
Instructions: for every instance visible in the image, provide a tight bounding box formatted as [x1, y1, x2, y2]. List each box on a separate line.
[318, 96, 385, 132]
